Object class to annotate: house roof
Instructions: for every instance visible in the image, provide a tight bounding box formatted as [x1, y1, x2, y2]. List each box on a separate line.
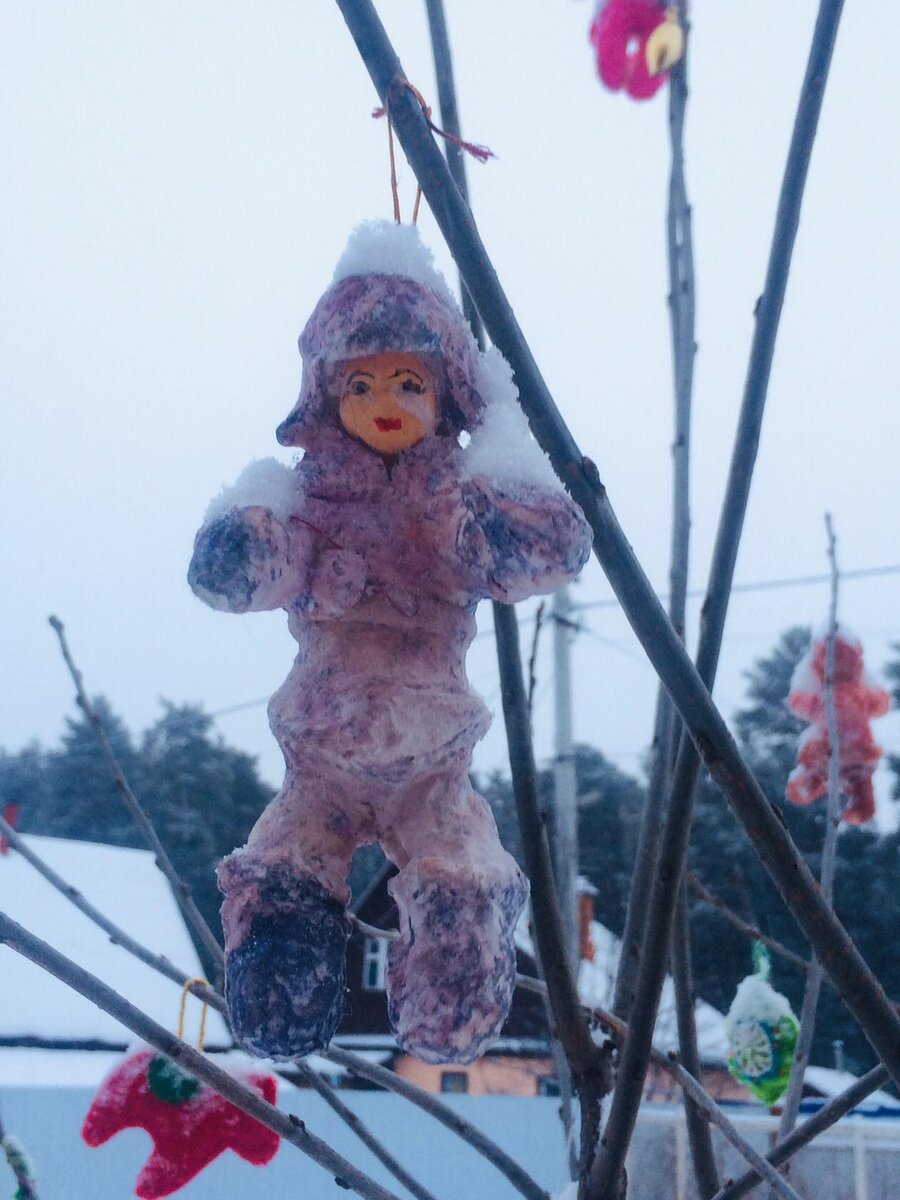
[803, 1066, 898, 1112]
[514, 915, 730, 1065]
[0, 834, 230, 1047]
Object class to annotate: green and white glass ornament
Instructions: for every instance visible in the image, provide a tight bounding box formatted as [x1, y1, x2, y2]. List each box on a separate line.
[725, 943, 799, 1107]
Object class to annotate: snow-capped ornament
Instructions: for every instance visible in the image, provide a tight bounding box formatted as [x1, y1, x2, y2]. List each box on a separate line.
[82, 1046, 280, 1198]
[188, 219, 591, 1065]
[725, 944, 799, 1107]
[786, 625, 890, 825]
[589, 1, 683, 101]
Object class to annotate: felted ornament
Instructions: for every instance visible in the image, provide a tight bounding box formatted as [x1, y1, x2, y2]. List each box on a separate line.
[589, 1, 683, 101]
[82, 1046, 279, 1198]
[188, 220, 591, 1065]
[725, 944, 799, 1108]
[786, 626, 890, 825]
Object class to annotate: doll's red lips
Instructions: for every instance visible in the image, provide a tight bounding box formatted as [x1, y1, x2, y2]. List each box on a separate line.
[375, 418, 402, 431]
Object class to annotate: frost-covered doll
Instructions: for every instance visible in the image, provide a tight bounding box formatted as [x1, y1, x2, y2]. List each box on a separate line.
[188, 222, 591, 1064]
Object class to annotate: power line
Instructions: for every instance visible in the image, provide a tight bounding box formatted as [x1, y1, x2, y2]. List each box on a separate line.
[574, 562, 900, 614]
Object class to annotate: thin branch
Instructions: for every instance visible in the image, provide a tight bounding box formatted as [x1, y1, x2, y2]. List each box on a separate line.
[420, 0, 602, 1176]
[0, 1107, 38, 1200]
[515, 975, 804, 1200]
[0, 911, 403, 1200]
[2, 825, 540, 1200]
[350, 915, 399, 942]
[0, 813, 219, 1006]
[590, 3, 851, 1191]
[710, 1064, 890, 1200]
[526, 600, 546, 718]
[775, 514, 843, 1149]
[330, 0, 900, 1111]
[47, 616, 224, 968]
[324, 1046, 550, 1200]
[493, 603, 610, 1180]
[686, 872, 810, 974]
[287, 1063, 440, 1200]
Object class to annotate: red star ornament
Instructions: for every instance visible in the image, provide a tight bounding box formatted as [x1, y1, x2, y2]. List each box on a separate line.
[82, 1046, 280, 1198]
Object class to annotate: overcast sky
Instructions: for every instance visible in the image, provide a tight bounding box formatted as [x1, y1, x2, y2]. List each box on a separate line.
[3, 1, 899, 828]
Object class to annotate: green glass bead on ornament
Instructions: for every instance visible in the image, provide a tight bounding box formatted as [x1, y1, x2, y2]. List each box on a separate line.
[147, 1055, 200, 1105]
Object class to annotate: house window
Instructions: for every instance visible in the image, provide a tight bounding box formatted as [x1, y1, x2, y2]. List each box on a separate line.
[440, 1071, 469, 1094]
[538, 1075, 560, 1097]
[362, 937, 388, 991]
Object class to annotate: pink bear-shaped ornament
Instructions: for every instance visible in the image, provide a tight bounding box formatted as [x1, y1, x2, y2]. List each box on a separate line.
[188, 222, 591, 1064]
[786, 627, 890, 826]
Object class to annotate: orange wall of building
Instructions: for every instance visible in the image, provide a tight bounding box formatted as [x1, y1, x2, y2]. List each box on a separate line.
[394, 1055, 553, 1097]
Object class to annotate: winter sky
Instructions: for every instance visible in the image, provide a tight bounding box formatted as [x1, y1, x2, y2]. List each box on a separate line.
[3, 2, 899, 827]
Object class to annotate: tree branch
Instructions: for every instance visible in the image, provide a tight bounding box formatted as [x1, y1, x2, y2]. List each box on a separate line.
[687, 873, 810, 974]
[0, 911, 403, 1200]
[48, 616, 224, 968]
[775, 514, 843, 1152]
[420, 0, 601, 1176]
[590, 3, 851, 1191]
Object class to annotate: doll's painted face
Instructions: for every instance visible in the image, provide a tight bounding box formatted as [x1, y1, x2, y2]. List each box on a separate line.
[338, 352, 438, 455]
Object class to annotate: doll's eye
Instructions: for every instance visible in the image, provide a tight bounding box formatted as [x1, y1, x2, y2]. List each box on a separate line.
[349, 379, 370, 396]
[400, 378, 424, 394]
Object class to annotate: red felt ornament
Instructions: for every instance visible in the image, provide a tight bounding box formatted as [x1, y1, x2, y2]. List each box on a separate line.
[82, 981, 279, 1197]
[786, 627, 890, 825]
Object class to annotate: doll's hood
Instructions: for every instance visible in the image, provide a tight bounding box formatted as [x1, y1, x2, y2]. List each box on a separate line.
[277, 222, 485, 451]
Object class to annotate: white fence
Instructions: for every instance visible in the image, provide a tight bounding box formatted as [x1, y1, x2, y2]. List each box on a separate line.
[630, 1104, 900, 1200]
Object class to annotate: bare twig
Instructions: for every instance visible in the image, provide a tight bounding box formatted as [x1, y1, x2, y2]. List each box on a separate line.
[287, 1063, 439, 1200]
[711, 1064, 890, 1200]
[0, 813, 220, 1008]
[526, 600, 546, 717]
[0, 911, 403, 1200]
[514, 975, 804, 1200]
[774, 515, 843, 1157]
[330, 0, 900, 1111]
[350, 914, 399, 942]
[47, 616, 224, 968]
[0, 1106, 38, 1200]
[493, 604, 609, 1179]
[687, 872, 810, 974]
[324, 1046, 550, 1200]
[421, 0, 598, 1175]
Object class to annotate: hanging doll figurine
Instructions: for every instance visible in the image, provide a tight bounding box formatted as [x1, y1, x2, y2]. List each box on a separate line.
[786, 625, 890, 825]
[188, 222, 591, 1064]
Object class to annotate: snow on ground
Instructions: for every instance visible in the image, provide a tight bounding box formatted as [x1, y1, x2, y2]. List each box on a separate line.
[0, 835, 230, 1047]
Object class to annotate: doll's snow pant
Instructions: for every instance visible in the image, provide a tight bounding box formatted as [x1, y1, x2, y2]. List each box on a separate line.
[218, 755, 528, 1063]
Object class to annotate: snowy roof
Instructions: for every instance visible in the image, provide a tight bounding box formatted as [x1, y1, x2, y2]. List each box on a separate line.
[515, 916, 730, 1065]
[0, 835, 230, 1047]
[803, 1066, 898, 1112]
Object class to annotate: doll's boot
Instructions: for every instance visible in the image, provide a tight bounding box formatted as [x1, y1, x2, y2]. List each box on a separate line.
[218, 856, 350, 1059]
[385, 859, 528, 1063]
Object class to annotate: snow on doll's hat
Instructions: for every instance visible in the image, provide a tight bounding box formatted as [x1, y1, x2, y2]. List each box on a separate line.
[276, 222, 485, 449]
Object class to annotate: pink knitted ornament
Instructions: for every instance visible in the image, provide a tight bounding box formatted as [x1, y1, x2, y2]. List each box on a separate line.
[188, 221, 591, 1065]
[786, 628, 890, 825]
[590, 0, 669, 101]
